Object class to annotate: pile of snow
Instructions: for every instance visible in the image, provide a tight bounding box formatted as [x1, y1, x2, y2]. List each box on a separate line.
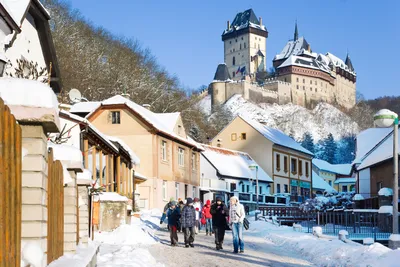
[47, 242, 98, 267]
[378, 187, 393, 196]
[251, 218, 394, 267]
[97, 247, 164, 267]
[21, 241, 44, 267]
[205, 94, 359, 142]
[95, 216, 159, 245]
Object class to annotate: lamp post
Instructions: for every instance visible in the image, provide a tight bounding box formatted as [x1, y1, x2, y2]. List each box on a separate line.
[374, 109, 399, 249]
[249, 163, 259, 211]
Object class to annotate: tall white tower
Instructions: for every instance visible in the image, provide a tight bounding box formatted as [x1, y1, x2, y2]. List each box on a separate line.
[222, 9, 268, 80]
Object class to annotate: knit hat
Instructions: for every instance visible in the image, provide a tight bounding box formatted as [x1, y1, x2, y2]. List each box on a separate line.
[186, 198, 193, 204]
[171, 201, 177, 206]
[216, 197, 222, 202]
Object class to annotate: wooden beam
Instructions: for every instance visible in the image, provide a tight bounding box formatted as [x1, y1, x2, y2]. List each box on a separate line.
[91, 146, 96, 181]
[128, 169, 132, 198]
[105, 154, 109, 192]
[99, 150, 103, 186]
[110, 155, 114, 192]
[83, 139, 89, 169]
[125, 165, 129, 196]
[116, 156, 120, 193]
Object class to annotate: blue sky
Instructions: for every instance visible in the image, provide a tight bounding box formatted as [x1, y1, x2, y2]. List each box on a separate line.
[68, 0, 399, 99]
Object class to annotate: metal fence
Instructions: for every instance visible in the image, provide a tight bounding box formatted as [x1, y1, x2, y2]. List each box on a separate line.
[259, 206, 395, 241]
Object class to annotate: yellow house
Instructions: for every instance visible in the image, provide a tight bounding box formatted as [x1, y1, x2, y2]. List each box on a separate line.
[211, 115, 314, 202]
[312, 159, 354, 193]
[83, 95, 202, 210]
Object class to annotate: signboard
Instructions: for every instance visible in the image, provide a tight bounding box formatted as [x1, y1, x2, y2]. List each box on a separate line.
[300, 181, 311, 189]
[290, 180, 298, 186]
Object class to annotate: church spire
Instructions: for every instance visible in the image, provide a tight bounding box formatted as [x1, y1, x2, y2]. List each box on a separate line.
[294, 20, 298, 41]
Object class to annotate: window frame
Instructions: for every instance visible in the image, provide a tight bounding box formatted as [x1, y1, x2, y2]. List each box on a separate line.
[161, 140, 167, 162]
[276, 154, 281, 171]
[162, 180, 167, 200]
[305, 162, 309, 177]
[299, 159, 303, 176]
[191, 153, 196, 171]
[178, 147, 185, 167]
[241, 133, 247, 140]
[277, 184, 281, 193]
[291, 158, 297, 174]
[231, 133, 237, 141]
[111, 111, 121, 124]
[284, 156, 288, 173]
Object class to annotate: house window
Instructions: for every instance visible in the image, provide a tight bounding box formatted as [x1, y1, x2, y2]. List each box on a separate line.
[242, 184, 245, 192]
[185, 184, 188, 198]
[277, 184, 281, 193]
[284, 184, 289, 193]
[276, 154, 281, 171]
[161, 140, 167, 161]
[246, 185, 250, 192]
[191, 153, 196, 170]
[284, 156, 288, 173]
[342, 185, 348, 192]
[329, 180, 332, 186]
[241, 133, 247, 140]
[178, 125, 182, 135]
[299, 160, 303, 175]
[291, 158, 297, 174]
[162, 181, 167, 200]
[231, 133, 237, 141]
[178, 147, 185, 167]
[175, 183, 179, 199]
[305, 162, 309, 177]
[193, 186, 196, 197]
[233, 56, 236, 65]
[259, 186, 262, 195]
[111, 111, 120, 124]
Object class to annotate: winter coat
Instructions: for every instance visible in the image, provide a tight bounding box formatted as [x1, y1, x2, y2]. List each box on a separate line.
[163, 202, 171, 213]
[181, 205, 196, 228]
[202, 200, 212, 219]
[229, 201, 245, 224]
[167, 207, 181, 227]
[210, 202, 228, 227]
[193, 202, 202, 220]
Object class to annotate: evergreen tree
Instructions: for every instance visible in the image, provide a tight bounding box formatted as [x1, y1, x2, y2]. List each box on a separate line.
[301, 132, 315, 154]
[334, 135, 356, 164]
[189, 124, 202, 143]
[322, 133, 337, 163]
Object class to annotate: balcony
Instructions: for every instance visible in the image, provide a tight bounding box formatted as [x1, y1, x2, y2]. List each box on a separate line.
[201, 178, 229, 191]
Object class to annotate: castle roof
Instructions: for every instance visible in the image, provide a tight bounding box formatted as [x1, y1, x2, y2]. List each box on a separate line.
[345, 54, 354, 72]
[278, 55, 331, 74]
[273, 36, 310, 62]
[213, 63, 231, 81]
[222, 9, 267, 38]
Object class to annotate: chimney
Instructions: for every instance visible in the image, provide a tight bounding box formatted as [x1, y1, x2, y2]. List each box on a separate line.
[227, 20, 230, 30]
[307, 44, 311, 52]
[142, 104, 151, 110]
[259, 17, 263, 26]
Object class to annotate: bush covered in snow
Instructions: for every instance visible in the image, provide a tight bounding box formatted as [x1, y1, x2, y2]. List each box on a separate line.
[300, 191, 355, 212]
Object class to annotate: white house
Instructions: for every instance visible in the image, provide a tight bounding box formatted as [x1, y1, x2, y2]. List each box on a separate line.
[200, 144, 273, 209]
[312, 158, 353, 193]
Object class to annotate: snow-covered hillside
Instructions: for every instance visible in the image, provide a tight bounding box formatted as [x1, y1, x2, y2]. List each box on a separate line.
[200, 94, 359, 142]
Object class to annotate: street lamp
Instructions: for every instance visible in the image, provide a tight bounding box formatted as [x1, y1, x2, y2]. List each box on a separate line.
[374, 109, 399, 249]
[249, 163, 259, 211]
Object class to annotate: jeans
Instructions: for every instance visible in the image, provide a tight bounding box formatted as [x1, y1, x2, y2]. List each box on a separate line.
[184, 227, 195, 245]
[232, 222, 244, 252]
[169, 225, 178, 245]
[214, 226, 226, 246]
[205, 218, 213, 233]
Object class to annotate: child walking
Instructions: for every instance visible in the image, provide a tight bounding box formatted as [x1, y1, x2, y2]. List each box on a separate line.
[166, 201, 181, 246]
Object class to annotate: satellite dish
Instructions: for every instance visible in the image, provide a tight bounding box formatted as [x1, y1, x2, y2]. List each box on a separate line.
[68, 89, 82, 103]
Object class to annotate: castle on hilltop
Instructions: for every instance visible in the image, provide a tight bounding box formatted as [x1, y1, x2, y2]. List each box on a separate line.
[209, 9, 356, 110]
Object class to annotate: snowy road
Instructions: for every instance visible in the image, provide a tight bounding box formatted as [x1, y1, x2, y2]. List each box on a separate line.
[148, 226, 314, 267]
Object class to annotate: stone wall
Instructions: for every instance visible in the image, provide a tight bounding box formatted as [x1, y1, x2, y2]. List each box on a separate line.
[99, 201, 128, 232]
[78, 186, 89, 244]
[21, 125, 49, 267]
[64, 171, 78, 253]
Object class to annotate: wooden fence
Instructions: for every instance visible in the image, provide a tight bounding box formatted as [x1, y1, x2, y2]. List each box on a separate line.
[0, 98, 22, 267]
[47, 148, 64, 263]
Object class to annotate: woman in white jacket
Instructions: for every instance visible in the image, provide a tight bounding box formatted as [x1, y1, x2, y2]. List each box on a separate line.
[229, 196, 245, 253]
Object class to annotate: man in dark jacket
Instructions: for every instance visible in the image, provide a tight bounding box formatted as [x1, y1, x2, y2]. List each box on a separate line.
[210, 197, 229, 250]
[166, 201, 181, 246]
[181, 197, 196, 248]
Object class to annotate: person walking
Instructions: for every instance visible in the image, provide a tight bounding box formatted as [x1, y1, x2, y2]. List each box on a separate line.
[160, 198, 174, 230]
[181, 197, 196, 248]
[229, 196, 245, 254]
[166, 201, 181, 246]
[193, 198, 202, 234]
[202, 200, 213, 236]
[177, 199, 185, 232]
[210, 197, 228, 250]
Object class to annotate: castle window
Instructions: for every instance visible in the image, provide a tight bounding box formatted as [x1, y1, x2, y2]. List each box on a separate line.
[230, 41, 231, 44]
[303, 79, 305, 83]
[241, 37, 243, 40]
[296, 78, 299, 82]
[303, 86, 305, 90]
[310, 80, 312, 84]
[321, 82, 323, 86]
[284, 78, 287, 82]
[233, 48, 235, 52]
[296, 85, 299, 89]
[315, 88, 317, 92]
[232, 72, 235, 77]
[310, 88, 312, 91]
[240, 43, 242, 49]
[235, 39, 237, 42]
[315, 81, 317, 85]
[232, 56, 236, 66]
[244, 43, 246, 48]
[254, 43, 256, 48]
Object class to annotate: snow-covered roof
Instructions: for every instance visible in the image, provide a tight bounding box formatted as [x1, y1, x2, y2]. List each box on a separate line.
[312, 159, 352, 176]
[326, 52, 356, 75]
[96, 192, 128, 202]
[201, 145, 273, 182]
[334, 178, 356, 184]
[154, 112, 180, 132]
[353, 127, 392, 165]
[357, 129, 400, 170]
[87, 95, 202, 150]
[134, 171, 147, 181]
[222, 9, 266, 35]
[278, 55, 331, 74]
[0, 0, 30, 26]
[378, 188, 393, 196]
[274, 37, 310, 61]
[312, 170, 336, 193]
[70, 101, 101, 114]
[0, 78, 60, 131]
[240, 116, 313, 156]
[105, 135, 140, 165]
[47, 143, 83, 170]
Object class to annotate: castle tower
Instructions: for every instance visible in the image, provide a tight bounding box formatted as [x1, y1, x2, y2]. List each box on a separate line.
[222, 9, 268, 80]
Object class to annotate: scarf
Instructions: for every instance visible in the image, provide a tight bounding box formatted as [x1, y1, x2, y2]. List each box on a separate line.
[230, 204, 238, 223]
